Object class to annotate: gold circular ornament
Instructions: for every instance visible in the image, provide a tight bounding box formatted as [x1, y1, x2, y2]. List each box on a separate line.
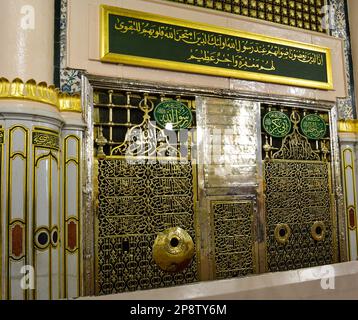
[153, 227, 195, 273]
[274, 223, 291, 244]
[311, 221, 325, 241]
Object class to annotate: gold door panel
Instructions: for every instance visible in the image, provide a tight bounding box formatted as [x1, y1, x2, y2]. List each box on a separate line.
[264, 160, 337, 271]
[261, 104, 339, 272]
[95, 159, 198, 294]
[211, 200, 255, 279]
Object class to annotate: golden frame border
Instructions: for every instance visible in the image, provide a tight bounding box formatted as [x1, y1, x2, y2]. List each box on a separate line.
[209, 199, 257, 279]
[93, 156, 200, 294]
[263, 159, 339, 272]
[100, 5, 333, 90]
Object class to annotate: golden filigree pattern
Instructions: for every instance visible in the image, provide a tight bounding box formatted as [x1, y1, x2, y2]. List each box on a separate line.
[167, 0, 326, 33]
[0, 129, 4, 144]
[211, 201, 254, 279]
[32, 131, 60, 150]
[262, 106, 330, 162]
[264, 160, 335, 271]
[93, 89, 196, 157]
[96, 159, 197, 295]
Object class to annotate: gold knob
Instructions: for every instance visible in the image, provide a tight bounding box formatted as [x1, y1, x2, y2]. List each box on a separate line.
[153, 227, 194, 273]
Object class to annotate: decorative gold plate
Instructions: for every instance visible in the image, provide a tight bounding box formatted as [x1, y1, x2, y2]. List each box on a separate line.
[274, 223, 291, 244]
[153, 227, 195, 273]
[311, 221, 326, 241]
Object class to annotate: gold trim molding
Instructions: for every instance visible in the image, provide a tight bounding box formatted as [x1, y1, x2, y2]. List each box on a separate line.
[338, 120, 358, 134]
[0, 77, 81, 113]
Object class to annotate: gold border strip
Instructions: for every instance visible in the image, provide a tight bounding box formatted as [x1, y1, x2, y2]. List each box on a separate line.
[338, 120, 358, 133]
[32, 148, 59, 300]
[0, 78, 82, 112]
[342, 148, 358, 260]
[210, 200, 255, 279]
[100, 6, 333, 90]
[6, 126, 29, 300]
[0, 129, 2, 300]
[63, 135, 81, 298]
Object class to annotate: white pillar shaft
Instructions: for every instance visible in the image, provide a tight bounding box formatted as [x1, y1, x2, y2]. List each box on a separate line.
[0, 0, 54, 83]
[348, 0, 358, 116]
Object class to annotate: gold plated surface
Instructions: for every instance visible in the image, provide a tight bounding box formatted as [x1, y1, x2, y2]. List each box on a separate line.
[274, 223, 291, 244]
[211, 201, 255, 279]
[310, 221, 326, 241]
[0, 77, 81, 112]
[153, 227, 195, 272]
[166, 0, 327, 33]
[338, 120, 358, 133]
[262, 104, 337, 272]
[93, 87, 198, 295]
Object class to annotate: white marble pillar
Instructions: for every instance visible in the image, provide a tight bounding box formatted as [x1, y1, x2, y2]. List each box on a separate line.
[0, 0, 54, 83]
[347, 0, 358, 113]
[0, 0, 67, 300]
[339, 128, 358, 261]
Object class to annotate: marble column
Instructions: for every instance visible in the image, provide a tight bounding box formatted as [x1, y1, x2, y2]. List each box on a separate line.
[0, 0, 84, 300]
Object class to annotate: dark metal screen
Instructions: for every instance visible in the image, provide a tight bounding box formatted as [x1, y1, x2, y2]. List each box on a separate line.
[261, 104, 338, 272]
[167, 0, 327, 33]
[93, 88, 198, 295]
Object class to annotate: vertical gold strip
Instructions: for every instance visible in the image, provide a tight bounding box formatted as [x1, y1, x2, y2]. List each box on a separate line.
[32, 151, 57, 300]
[49, 154, 52, 300]
[6, 126, 29, 300]
[63, 139, 67, 298]
[94, 158, 99, 296]
[57, 151, 61, 300]
[342, 148, 358, 259]
[0, 128, 3, 300]
[328, 162, 338, 263]
[63, 135, 81, 298]
[76, 137, 81, 297]
[31, 145, 35, 300]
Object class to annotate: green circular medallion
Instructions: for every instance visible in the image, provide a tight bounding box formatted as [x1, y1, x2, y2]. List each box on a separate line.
[154, 100, 193, 130]
[300, 114, 327, 140]
[263, 111, 291, 138]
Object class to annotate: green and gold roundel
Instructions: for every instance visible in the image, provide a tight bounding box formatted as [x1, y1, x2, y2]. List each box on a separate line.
[263, 111, 291, 138]
[300, 114, 327, 140]
[154, 100, 193, 130]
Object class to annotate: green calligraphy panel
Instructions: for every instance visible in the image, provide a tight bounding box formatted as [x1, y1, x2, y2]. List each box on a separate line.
[101, 6, 333, 90]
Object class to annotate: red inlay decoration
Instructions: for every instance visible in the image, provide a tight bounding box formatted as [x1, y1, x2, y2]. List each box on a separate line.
[67, 221, 77, 250]
[348, 207, 356, 229]
[11, 224, 24, 258]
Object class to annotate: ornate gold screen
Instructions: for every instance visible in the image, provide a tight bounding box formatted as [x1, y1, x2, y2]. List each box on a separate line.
[93, 89, 198, 294]
[166, 0, 328, 33]
[262, 105, 338, 272]
[211, 201, 255, 279]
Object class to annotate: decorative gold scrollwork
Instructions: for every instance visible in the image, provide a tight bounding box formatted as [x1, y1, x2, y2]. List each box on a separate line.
[274, 223, 291, 244]
[153, 227, 195, 273]
[311, 221, 326, 241]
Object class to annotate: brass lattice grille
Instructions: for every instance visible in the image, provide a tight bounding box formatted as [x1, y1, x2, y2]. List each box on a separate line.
[264, 161, 336, 271]
[167, 0, 327, 33]
[93, 87, 198, 295]
[96, 160, 198, 294]
[93, 90, 196, 157]
[261, 104, 337, 272]
[211, 201, 254, 279]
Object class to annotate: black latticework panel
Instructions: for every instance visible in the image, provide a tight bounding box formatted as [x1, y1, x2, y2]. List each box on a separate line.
[264, 161, 336, 272]
[167, 0, 326, 33]
[96, 160, 198, 295]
